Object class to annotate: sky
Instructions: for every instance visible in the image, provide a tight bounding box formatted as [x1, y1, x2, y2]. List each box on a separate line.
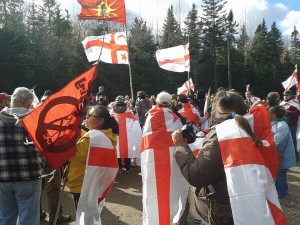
[31, 0, 300, 39]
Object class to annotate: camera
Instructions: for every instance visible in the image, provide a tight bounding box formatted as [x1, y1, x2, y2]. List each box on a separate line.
[181, 123, 197, 144]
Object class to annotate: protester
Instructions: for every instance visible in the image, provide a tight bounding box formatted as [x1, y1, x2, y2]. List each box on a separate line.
[172, 90, 286, 225]
[266, 91, 280, 107]
[112, 96, 142, 173]
[66, 105, 119, 224]
[95, 86, 109, 106]
[0, 92, 10, 110]
[280, 90, 300, 161]
[134, 91, 151, 127]
[0, 87, 43, 225]
[244, 90, 260, 110]
[141, 91, 189, 225]
[269, 105, 296, 198]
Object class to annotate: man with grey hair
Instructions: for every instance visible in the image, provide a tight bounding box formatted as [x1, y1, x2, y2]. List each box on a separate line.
[0, 87, 43, 225]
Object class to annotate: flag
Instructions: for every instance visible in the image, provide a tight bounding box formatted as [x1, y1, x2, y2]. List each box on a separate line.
[178, 103, 201, 125]
[177, 78, 195, 95]
[141, 106, 189, 225]
[77, 0, 126, 24]
[76, 130, 118, 225]
[113, 112, 142, 159]
[246, 84, 250, 92]
[203, 87, 211, 117]
[156, 44, 190, 72]
[22, 66, 97, 169]
[215, 106, 286, 225]
[30, 88, 40, 109]
[82, 32, 128, 64]
[282, 68, 298, 91]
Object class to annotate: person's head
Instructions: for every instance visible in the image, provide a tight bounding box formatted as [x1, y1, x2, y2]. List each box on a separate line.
[156, 91, 172, 107]
[98, 86, 104, 93]
[86, 105, 119, 135]
[283, 90, 293, 101]
[178, 94, 188, 103]
[266, 92, 280, 107]
[137, 91, 146, 99]
[171, 94, 177, 101]
[211, 90, 262, 146]
[149, 96, 156, 105]
[124, 95, 130, 102]
[245, 91, 252, 99]
[113, 95, 127, 113]
[0, 92, 10, 108]
[268, 105, 286, 122]
[11, 87, 34, 108]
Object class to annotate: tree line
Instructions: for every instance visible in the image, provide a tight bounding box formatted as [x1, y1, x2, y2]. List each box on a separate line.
[1, 0, 300, 100]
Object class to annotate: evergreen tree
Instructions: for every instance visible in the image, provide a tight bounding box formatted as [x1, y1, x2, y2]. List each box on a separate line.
[290, 26, 300, 65]
[183, 3, 202, 86]
[200, 0, 227, 90]
[236, 24, 250, 64]
[160, 5, 182, 48]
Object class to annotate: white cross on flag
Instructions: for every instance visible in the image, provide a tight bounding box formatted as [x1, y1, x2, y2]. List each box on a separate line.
[282, 68, 298, 91]
[82, 32, 128, 64]
[156, 44, 190, 72]
[177, 78, 195, 95]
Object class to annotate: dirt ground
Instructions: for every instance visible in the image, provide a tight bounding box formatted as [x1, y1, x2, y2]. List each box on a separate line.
[41, 161, 300, 225]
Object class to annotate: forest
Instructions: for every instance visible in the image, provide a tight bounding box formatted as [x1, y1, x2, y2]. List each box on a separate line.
[1, 0, 300, 100]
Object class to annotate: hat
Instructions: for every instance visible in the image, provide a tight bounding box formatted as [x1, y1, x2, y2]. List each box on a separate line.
[283, 90, 293, 96]
[0, 93, 10, 102]
[156, 91, 172, 104]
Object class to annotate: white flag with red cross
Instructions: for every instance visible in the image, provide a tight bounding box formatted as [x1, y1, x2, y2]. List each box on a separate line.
[282, 68, 298, 91]
[156, 44, 190, 72]
[141, 106, 189, 225]
[113, 112, 142, 159]
[178, 102, 201, 126]
[82, 32, 128, 64]
[76, 130, 118, 225]
[215, 106, 286, 225]
[177, 78, 195, 95]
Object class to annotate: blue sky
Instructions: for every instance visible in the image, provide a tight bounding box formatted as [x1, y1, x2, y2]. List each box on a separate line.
[30, 0, 300, 39]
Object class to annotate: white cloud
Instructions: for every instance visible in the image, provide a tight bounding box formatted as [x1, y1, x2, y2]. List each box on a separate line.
[280, 11, 300, 36]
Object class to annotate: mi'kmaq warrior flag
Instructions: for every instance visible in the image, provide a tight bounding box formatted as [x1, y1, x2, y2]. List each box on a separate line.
[216, 106, 287, 225]
[156, 44, 190, 72]
[82, 32, 128, 64]
[76, 130, 118, 225]
[77, 0, 126, 24]
[113, 112, 142, 159]
[141, 106, 189, 225]
[22, 66, 97, 169]
[282, 67, 298, 91]
[177, 78, 195, 95]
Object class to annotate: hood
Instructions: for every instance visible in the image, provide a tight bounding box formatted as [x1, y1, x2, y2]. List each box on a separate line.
[102, 128, 118, 147]
[0, 107, 32, 124]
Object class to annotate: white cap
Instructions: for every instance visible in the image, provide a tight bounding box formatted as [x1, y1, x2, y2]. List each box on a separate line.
[156, 91, 172, 104]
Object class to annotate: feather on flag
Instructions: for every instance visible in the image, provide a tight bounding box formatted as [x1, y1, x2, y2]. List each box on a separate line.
[156, 44, 190, 72]
[177, 78, 195, 95]
[282, 68, 298, 91]
[82, 32, 128, 64]
[77, 0, 126, 24]
[141, 106, 189, 225]
[22, 66, 97, 169]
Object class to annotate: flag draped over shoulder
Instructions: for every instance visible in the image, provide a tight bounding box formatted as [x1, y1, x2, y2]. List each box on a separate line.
[177, 78, 195, 95]
[82, 32, 128, 64]
[156, 44, 190, 72]
[216, 106, 286, 225]
[114, 112, 142, 159]
[77, 0, 126, 24]
[22, 66, 97, 169]
[141, 106, 189, 225]
[76, 130, 118, 225]
[282, 68, 298, 91]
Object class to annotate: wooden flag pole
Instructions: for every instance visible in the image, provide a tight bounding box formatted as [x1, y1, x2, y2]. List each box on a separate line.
[124, 24, 134, 102]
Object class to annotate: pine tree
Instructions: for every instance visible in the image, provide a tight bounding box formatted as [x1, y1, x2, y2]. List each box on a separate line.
[200, 0, 227, 90]
[183, 3, 202, 86]
[236, 24, 250, 64]
[290, 26, 300, 65]
[160, 5, 182, 48]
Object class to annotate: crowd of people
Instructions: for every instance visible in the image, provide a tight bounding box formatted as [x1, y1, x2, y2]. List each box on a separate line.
[0, 85, 298, 225]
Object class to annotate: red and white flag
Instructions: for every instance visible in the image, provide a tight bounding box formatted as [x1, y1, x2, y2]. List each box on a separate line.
[76, 130, 118, 225]
[141, 106, 189, 225]
[177, 78, 195, 95]
[178, 103, 201, 125]
[82, 32, 128, 64]
[156, 44, 190, 72]
[113, 112, 142, 159]
[215, 106, 286, 225]
[282, 68, 298, 91]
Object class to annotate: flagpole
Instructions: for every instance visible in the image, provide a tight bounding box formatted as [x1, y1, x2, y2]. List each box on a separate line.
[124, 25, 134, 103]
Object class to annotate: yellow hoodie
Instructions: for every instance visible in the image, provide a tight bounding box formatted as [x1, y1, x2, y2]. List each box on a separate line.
[66, 128, 118, 193]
